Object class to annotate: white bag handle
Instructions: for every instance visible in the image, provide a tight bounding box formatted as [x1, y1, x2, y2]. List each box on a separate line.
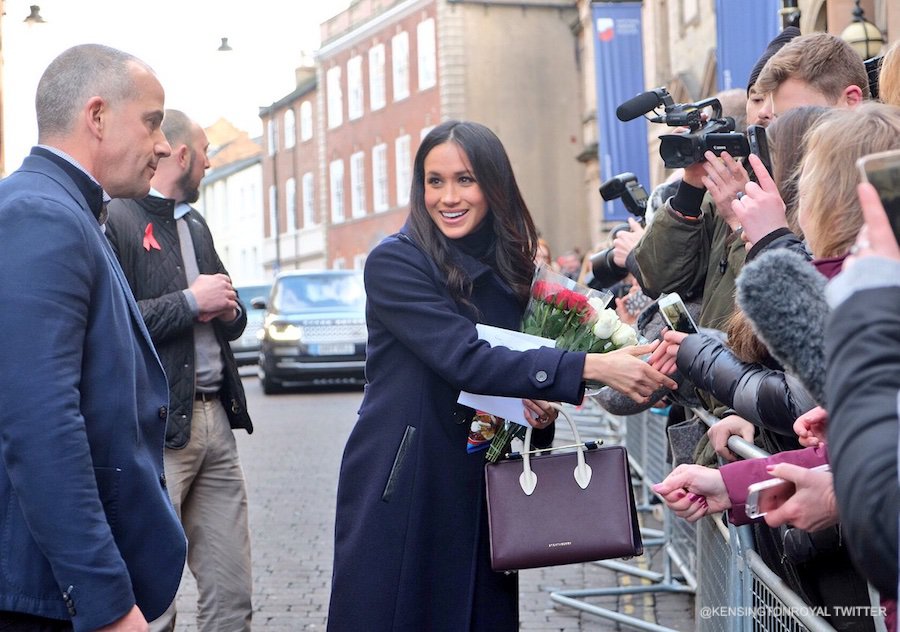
[519, 402, 592, 496]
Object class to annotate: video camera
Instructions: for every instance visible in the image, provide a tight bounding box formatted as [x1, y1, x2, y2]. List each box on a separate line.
[616, 87, 749, 168]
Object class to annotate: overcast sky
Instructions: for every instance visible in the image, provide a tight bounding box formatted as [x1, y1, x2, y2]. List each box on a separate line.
[2, 0, 351, 170]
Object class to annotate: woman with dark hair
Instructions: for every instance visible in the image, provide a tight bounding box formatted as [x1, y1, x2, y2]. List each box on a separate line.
[326, 120, 675, 631]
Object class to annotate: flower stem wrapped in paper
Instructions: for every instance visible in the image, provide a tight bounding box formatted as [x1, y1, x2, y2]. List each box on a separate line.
[485, 265, 639, 461]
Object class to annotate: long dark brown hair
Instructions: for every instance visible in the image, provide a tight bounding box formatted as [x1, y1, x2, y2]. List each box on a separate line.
[407, 121, 538, 305]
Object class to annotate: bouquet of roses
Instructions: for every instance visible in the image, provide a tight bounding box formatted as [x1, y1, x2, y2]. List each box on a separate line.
[485, 265, 638, 461]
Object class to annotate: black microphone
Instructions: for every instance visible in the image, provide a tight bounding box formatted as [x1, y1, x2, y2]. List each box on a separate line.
[616, 89, 665, 122]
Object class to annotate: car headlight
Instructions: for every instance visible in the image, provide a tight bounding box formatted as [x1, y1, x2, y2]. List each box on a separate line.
[266, 323, 302, 342]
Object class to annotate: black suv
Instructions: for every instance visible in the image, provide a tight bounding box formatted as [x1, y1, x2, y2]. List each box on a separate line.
[255, 270, 367, 393]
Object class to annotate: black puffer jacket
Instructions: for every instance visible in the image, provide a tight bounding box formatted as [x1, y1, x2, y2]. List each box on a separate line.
[105, 196, 253, 449]
[676, 331, 817, 438]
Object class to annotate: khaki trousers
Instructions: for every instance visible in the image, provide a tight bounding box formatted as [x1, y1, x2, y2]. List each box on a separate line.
[150, 398, 252, 632]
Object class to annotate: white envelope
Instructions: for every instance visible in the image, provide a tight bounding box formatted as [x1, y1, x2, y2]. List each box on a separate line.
[457, 324, 556, 426]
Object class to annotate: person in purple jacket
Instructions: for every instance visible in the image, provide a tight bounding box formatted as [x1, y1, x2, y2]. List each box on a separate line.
[652, 443, 831, 528]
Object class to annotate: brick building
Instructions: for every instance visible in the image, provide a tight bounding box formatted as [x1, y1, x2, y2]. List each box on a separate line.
[259, 0, 588, 271]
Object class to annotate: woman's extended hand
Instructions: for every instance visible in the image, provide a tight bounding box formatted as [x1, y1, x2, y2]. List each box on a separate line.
[652, 464, 732, 522]
[523, 399, 558, 429]
[584, 341, 678, 403]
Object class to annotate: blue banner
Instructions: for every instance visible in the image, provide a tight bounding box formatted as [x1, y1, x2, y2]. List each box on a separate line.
[592, 2, 649, 223]
[715, 0, 781, 91]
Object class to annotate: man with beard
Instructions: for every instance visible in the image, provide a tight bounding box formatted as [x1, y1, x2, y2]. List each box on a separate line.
[105, 109, 254, 632]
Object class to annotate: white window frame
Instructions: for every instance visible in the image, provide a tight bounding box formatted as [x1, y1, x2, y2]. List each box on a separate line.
[302, 171, 315, 226]
[283, 109, 296, 149]
[330, 159, 345, 223]
[347, 55, 364, 120]
[268, 184, 278, 236]
[285, 177, 297, 232]
[372, 143, 389, 212]
[368, 44, 386, 111]
[391, 32, 410, 102]
[417, 18, 436, 91]
[353, 253, 367, 270]
[420, 125, 435, 140]
[300, 101, 313, 141]
[395, 134, 411, 206]
[350, 151, 366, 218]
[267, 119, 277, 155]
[327, 66, 343, 129]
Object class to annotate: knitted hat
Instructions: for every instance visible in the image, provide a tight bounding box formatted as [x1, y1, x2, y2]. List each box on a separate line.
[746, 26, 802, 95]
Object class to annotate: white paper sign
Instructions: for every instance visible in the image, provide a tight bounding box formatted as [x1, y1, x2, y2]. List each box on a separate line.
[457, 324, 556, 426]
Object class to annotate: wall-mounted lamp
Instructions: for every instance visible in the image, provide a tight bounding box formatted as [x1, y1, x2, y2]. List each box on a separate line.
[840, 0, 884, 59]
[24, 5, 45, 24]
[217, 37, 233, 52]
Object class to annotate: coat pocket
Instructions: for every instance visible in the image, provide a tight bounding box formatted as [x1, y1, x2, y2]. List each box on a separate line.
[381, 425, 416, 503]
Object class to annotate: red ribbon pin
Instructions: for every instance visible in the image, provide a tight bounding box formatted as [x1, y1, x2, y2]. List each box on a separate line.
[143, 223, 161, 251]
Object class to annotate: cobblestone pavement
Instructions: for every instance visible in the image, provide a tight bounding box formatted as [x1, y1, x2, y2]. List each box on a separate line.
[168, 377, 696, 630]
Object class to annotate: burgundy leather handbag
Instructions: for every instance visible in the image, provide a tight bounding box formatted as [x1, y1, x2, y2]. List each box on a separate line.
[484, 404, 642, 572]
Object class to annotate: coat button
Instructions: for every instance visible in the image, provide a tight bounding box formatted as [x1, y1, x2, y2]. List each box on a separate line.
[158, 406, 168, 420]
[535, 370, 548, 383]
[159, 473, 167, 489]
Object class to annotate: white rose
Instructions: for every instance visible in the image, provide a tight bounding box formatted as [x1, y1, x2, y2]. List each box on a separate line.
[611, 321, 639, 348]
[587, 296, 609, 315]
[592, 309, 619, 339]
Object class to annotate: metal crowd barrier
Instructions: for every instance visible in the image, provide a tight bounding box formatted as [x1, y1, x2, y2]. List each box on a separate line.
[550, 402, 856, 632]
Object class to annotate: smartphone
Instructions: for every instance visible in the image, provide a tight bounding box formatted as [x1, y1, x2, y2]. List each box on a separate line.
[747, 124, 772, 182]
[745, 464, 831, 519]
[857, 148, 900, 245]
[657, 292, 699, 334]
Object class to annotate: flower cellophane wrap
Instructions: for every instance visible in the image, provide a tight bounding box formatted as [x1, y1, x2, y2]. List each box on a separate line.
[485, 265, 639, 462]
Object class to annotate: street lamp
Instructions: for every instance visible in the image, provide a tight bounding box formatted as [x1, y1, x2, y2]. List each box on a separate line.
[23, 5, 44, 24]
[840, 0, 884, 60]
[217, 37, 233, 52]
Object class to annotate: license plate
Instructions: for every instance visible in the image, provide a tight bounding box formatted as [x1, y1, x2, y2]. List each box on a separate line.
[310, 343, 355, 355]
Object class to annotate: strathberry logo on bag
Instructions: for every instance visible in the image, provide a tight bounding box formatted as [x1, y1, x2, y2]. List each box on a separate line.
[548, 541, 573, 548]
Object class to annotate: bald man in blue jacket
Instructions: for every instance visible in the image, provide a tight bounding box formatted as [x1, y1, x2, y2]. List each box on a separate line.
[0, 44, 186, 631]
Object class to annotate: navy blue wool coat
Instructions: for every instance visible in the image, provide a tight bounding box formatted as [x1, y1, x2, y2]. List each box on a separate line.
[327, 231, 587, 631]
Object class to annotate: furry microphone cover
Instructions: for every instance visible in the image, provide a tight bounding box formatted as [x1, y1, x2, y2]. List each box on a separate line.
[735, 249, 828, 405]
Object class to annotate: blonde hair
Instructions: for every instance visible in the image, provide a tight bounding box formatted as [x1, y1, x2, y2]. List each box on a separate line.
[879, 40, 900, 107]
[755, 32, 870, 102]
[799, 102, 900, 258]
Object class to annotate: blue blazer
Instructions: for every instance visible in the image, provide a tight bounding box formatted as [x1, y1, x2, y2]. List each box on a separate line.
[0, 152, 186, 631]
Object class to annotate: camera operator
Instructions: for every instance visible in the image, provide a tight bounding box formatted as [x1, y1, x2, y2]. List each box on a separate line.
[630, 32, 803, 332]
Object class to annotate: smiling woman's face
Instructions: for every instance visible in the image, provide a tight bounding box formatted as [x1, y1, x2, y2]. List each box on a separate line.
[423, 141, 488, 240]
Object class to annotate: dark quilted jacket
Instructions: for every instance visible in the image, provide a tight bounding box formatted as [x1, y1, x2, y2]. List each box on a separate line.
[105, 196, 253, 449]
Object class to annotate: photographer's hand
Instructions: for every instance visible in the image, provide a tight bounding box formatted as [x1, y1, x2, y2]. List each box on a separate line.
[731, 154, 788, 248]
[701, 151, 749, 230]
[611, 218, 645, 267]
